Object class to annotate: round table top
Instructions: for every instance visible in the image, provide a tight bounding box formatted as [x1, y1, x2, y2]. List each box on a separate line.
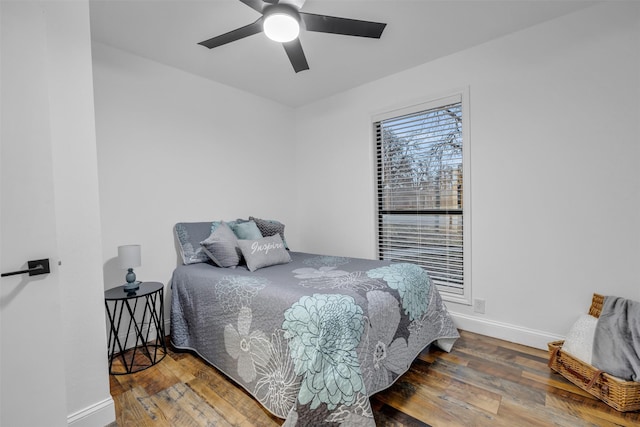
[104, 281, 163, 300]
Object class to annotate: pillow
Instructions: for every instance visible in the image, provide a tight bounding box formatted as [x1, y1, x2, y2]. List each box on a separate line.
[200, 221, 242, 268]
[174, 222, 215, 264]
[562, 314, 598, 364]
[231, 220, 263, 240]
[249, 216, 288, 249]
[211, 219, 241, 234]
[237, 234, 291, 272]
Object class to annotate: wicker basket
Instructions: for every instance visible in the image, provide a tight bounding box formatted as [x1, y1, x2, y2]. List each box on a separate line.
[548, 293, 640, 412]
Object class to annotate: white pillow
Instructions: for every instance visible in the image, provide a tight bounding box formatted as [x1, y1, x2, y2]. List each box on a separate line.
[562, 314, 598, 364]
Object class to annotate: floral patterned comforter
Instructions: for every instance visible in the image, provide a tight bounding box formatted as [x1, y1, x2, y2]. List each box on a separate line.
[171, 252, 459, 426]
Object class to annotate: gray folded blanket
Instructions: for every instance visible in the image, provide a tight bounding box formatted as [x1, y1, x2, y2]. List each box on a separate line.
[592, 296, 640, 381]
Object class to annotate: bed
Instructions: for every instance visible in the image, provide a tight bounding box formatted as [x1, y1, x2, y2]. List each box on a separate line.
[170, 220, 459, 426]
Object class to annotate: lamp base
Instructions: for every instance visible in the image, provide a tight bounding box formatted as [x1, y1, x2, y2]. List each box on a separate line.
[123, 268, 140, 292]
[123, 281, 141, 292]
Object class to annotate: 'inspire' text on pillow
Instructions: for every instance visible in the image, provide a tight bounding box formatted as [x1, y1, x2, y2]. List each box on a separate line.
[250, 240, 284, 255]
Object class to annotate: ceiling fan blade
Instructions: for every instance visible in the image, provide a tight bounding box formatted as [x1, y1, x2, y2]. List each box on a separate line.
[282, 39, 309, 73]
[239, 0, 271, 13]
[198, 18, 263, 49]
[279, 0, 306, 9]
[300, 13, 386, 38]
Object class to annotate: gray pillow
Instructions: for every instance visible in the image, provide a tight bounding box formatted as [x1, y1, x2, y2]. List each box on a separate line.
[174, 222, 215, 264]
[249, 216, 289, 249]
[231, 220, 263, 240]
[200, 221, 242, 267]
[237, 234, 291, 272]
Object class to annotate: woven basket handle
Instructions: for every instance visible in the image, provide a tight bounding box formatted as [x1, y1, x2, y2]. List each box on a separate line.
[550, 347, 604, 390]
[548, 346, 561, 368]
[586, 370, 604, 389]
[558, 359, 604, 389]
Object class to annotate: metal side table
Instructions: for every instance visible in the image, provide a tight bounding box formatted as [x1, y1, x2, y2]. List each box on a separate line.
[104, 281, 166, 374]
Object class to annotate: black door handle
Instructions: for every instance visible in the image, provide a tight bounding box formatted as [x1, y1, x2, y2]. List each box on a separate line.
[1, 259, 50, 277]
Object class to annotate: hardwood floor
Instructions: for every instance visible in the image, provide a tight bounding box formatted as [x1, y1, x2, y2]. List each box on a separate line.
[109, 330, 640, 426]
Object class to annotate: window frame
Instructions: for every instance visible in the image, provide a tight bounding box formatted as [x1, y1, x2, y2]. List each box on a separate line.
[371, 89, 471, 305]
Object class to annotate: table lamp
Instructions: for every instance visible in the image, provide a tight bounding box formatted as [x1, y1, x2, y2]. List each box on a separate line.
[118, 244, 141, 292]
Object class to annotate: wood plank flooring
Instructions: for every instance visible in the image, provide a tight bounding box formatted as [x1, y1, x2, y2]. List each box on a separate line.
[109, 330, 640, 426]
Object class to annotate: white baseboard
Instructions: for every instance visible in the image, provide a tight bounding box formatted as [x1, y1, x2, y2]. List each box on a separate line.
[67, 397, 115, 427]
[449, 311, 564, 350]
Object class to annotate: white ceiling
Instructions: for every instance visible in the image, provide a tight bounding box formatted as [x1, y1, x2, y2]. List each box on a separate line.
[89, 0, 597, 107]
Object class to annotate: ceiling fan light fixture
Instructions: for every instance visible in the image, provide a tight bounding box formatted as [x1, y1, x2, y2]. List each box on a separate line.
[263, 13, 300, 43]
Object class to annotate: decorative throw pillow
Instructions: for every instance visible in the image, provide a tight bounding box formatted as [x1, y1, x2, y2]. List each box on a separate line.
[211, 219, 242, 233]
[200, 221, 242, 268]
[249, 216, 288, 249]
[231, 220, 263, 240]
[237, 234, 291, 272]
[562, 314, 598, 364]
[174, 222, 214, 264]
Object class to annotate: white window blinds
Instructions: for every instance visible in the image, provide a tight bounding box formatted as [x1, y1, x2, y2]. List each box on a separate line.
[375, 96, 465, 296]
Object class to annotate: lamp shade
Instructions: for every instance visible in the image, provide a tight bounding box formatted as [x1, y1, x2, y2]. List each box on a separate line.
[118, 245, 141, 269]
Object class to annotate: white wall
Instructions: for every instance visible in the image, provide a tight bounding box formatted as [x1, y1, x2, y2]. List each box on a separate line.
[44, 3, 116, 424]
[293, 2, 640, 349]
[92, 43, 297, 302]
[1, 1, 114, 426]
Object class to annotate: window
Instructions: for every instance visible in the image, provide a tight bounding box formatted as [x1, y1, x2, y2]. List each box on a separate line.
[373, 92, 470, 303]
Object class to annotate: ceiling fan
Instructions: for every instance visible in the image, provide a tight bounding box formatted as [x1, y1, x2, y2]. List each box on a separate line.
[198, 0, 387, 73]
